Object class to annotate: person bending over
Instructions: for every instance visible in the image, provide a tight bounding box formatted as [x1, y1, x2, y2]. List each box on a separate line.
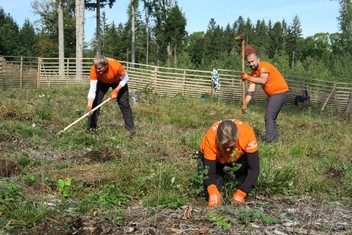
[198, 119, 259, 206]
[86, 54, 135, 135]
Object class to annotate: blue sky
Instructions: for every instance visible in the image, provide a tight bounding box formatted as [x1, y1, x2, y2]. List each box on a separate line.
[1, 0, 341, 42]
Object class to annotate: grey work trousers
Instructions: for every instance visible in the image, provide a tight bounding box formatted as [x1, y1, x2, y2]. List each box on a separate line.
[88, 82, 135, 132]
[265, 92, 288, 142]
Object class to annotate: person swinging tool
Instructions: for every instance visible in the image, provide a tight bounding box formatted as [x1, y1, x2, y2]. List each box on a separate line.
[85, 54, 135, 136]
[241, 45, 289, 142]
[197, 119, 260, 206]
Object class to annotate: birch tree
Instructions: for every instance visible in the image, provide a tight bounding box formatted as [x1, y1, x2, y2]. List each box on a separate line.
[58, 0, 65, 79]
[130, 0, 138, 66]
[76, 0, 85, 80]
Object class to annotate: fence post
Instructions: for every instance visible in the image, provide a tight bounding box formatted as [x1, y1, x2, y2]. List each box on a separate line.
[152, 66, 158, 93]
[37, 57, 41, 89]
[343, 93, 352, 119]
[321, 83, 336, 111]
[66, 58, 69, 76]
[0, 57, 3, 90]
[20, 56, 23, 90]
[183, 70, 186, 95]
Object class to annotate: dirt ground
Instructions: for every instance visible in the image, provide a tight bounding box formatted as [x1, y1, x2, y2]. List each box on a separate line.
[12, 196, 352, 235]
[1, 147, 351, 234]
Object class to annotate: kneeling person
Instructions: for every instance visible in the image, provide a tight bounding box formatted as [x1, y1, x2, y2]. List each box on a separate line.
[198, 119, 259, 206]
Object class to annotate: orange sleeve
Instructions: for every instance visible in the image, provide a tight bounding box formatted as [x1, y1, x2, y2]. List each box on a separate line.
[90, 65, 98, 80]
[200, 122, 220, 161]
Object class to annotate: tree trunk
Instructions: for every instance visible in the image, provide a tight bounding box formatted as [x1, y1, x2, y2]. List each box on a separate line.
[58, 0, 64, 79]
[96, 0, 101, 55]
[75, 0, 84, 80]
[174, 43, 177, 65]
[167, 42, 171, 67]
[131, 0, 136, 67]
[146, 15, 149, 65]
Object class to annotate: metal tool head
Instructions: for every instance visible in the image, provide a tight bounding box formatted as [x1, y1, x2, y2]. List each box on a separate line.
[234, 33, 247, 41]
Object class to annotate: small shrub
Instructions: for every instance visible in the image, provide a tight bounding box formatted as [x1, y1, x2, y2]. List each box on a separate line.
[236, 208, 280, 225]
[208, 210, 231, 229]
[57, 178, 72, 198]
[83, 184, 129, 209]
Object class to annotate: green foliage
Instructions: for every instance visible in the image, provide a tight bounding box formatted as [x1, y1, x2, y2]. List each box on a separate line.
[134, 164, 189, 209]
[2, 2, 352, 81]
[236, 208, 280, 225]
[57, 178, 72, 198]
[10, 153, 32, 168]
[0, 181, 22, 202]
[78, 184, 129, 212]
[2, 201, 53, 228]
[0, 181, 53, 230]
[142, 192, 187, 209]
[53, 133, 98, 149]
[0, 87, 351, 232]
[0, 8, 20, 55]
[208, 210, 232, 229]
[190, 163, 208, 198]
[341, 162, 352, 198]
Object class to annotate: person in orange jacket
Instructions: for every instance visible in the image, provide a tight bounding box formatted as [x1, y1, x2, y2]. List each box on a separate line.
[241, 45, 289, 142]
[86, 54, 135, 135]
[198, 119, 259, 206]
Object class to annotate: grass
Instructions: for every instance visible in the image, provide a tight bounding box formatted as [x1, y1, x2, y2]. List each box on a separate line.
[0, 86, 351, 233]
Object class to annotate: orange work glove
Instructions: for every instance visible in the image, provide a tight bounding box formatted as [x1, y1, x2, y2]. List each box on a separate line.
[232, 189, 247, 204]
[85, 105, 92, 116]
[207, 184, 221, 207]
[241, 72, 251, 81]
[241, 100, 249, 114]
[110, 89, 119, 100]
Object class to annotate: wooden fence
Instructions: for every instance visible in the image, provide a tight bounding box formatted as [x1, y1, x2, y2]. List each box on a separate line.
[1, 56, 351, 114]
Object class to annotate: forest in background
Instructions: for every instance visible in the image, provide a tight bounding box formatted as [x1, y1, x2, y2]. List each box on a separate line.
[1, 0, 352, 82]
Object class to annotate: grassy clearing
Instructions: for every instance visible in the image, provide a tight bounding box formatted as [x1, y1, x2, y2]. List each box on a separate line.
[0, 87, 351, 233]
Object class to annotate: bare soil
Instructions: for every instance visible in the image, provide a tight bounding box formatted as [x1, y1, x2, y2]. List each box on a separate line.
[1, 152, 351, 235]
[10, 197, 352, 234]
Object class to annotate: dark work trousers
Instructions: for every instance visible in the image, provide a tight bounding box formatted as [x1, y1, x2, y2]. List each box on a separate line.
[265, 91, 288, 142]
[88, 81, 135, 131]
[197, 152, 247, 193]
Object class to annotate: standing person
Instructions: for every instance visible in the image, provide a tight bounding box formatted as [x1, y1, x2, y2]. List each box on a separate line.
[241, 45, 289, 142]
[85, 54, 135, 135]
[198, 119, 259, 206]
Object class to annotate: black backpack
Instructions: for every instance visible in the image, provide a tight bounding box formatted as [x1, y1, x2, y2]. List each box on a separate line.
[295, 89, 310, 107]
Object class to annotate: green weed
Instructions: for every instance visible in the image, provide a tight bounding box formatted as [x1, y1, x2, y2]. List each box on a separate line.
[0, 87, 351, 233]
[236, 208, 280, 225]
[57, 178, 72, 198]
[79, 184, 129, 211]
[208, 210, 232, 229]
[0, 181, 53, 231]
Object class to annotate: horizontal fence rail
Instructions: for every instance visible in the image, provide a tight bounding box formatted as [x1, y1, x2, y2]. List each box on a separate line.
[1, 55, 351, 114]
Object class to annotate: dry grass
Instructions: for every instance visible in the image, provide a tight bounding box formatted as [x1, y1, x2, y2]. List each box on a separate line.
[0, 87, 351, 233]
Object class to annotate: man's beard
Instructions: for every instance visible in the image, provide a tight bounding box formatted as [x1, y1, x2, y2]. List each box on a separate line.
[250, 64, 259, 71]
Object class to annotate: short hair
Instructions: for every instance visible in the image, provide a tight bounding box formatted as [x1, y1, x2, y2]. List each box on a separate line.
[244, 45, 257, 58]
[217, 120, 238, 146]
[93, 54, 108, 66]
